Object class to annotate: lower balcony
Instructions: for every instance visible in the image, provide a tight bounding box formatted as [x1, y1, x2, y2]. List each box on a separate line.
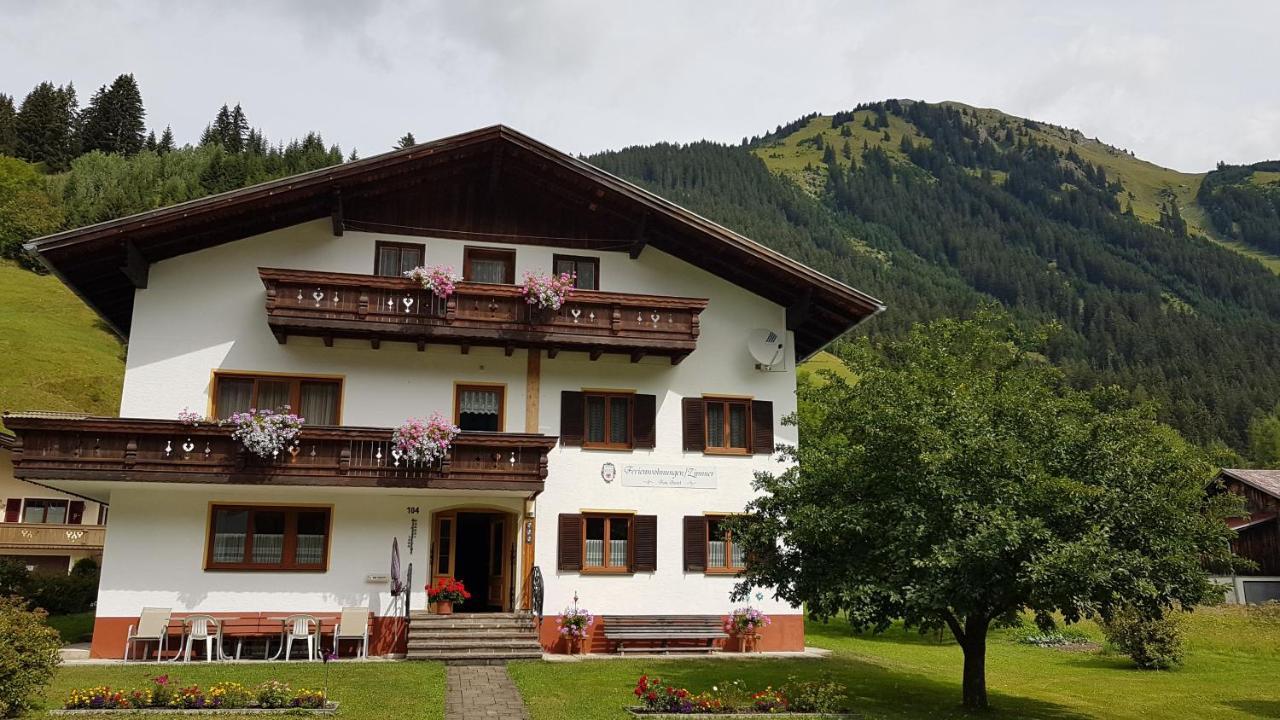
[260, 268, 708, 363]
[4, 414, 557, 494]
[0, 523, 106, 552]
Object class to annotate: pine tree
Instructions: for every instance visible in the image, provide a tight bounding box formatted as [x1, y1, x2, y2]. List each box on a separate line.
[396, 132, 416, 149]
[80, 73, 146, 155]
[348, 148, 359, 162]
[157, 125, 175, 153]
[0, 94, 16, 156]
[15, 81, 79, 169]
[228, 104, 248, 152]
[144, 130, 157, 152]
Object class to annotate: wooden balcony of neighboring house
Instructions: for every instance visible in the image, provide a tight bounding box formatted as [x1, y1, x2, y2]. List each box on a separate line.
[0, 523, 105, 552]
[259, 268, 709, 363]
[3, 414, 557, 494]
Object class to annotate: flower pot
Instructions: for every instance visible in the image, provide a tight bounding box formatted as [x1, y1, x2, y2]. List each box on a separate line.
[726, 634, 759, 653]
[435, 600, 454, 615]
[565, 635, 591, 655]
[528, 305, 557, 325]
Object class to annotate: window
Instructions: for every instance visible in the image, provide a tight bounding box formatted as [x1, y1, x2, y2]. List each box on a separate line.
[463, 247, 516, 284]
[552, 254, 599, 290]
[455, 384, 504, 432]
[584, 515, 631, 571]
[206, 505, 331, 571]
[584, 392, 633, 449]
[213, 374, 342, 425]
[374, 241, 425, 277]
[705, 398, 750, 453]
[21, 499, 69, 524]
[706, 516, 746, 572]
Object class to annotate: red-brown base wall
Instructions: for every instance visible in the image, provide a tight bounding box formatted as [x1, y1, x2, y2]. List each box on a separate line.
[90, 614, 407, 659]
[536, 614, 804, 653]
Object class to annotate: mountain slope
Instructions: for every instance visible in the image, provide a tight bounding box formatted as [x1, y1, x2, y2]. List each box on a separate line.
[591, 101, 1280, 453]
[0, 260, 124, 432]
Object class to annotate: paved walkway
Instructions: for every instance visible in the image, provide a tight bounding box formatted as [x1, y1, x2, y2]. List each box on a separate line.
[445, 665, 529, 720]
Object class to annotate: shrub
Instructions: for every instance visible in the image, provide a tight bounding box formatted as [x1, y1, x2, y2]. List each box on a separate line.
[0, 596, 62, 717]
[1010, 619, 1092, 647]
[1101, 608, 1185, 670]
[784, 677, 848, 713]
[257, 680, 292, 709]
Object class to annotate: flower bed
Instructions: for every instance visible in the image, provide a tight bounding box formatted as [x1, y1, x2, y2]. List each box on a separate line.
[629, 675, 850, 716]
[59, 676, 335, 714]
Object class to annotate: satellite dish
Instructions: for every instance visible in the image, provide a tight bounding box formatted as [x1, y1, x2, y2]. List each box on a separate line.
[747, 328, 786, 369]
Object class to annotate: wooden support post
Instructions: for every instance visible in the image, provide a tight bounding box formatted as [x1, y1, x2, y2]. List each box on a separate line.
[629, 213, 649, 259]
[460, 343, 470, 355]
[370, 338, 381, 350]
[120, 240, 149, 289]
[525, 350, 541, 433]
[589, 348, 603, 361]
[330, 191, 344, 237]
[630, 350, 646, 363]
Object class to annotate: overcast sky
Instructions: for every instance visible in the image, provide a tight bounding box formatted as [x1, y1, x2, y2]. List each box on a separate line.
[2, 1, 1277, 172]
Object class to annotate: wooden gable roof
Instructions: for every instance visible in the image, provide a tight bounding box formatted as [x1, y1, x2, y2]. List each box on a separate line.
[27, 125, 883, 357]
[1221, 468, 1280, 500]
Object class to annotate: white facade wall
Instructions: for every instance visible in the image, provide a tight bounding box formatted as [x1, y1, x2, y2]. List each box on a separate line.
[106, 219, 798, 619]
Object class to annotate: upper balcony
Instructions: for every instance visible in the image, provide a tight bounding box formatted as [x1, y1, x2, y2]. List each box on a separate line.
[4, 414, 557, 495]
[259, 268, 709, 363]
[0, 523, 106, 552]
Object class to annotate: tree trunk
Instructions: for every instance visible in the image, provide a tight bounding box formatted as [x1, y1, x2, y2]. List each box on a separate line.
[960, 616, 990, 710]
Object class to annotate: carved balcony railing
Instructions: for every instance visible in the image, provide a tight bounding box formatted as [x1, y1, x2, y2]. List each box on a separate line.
[260, 268, 709, 363]
[4, 415, 557, 493]
[0, 524, 106, 551]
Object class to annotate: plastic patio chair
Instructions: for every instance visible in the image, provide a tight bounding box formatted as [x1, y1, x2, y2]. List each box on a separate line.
[181, 614, 224, 662]
[333, 607, 370, 659]
[283, 614, 320, 661]
[124, 607, 173, 661]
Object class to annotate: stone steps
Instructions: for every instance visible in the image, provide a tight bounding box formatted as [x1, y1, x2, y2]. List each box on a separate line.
[406, 611, 542, 663]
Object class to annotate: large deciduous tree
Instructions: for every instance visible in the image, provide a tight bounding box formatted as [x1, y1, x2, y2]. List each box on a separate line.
[731, 310, 1239, 710]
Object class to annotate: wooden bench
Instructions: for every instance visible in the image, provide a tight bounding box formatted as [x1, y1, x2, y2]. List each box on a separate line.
[602, 615, 727, 654]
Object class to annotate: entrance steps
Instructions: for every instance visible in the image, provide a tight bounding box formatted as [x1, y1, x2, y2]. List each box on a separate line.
[406, 611, 544, 663]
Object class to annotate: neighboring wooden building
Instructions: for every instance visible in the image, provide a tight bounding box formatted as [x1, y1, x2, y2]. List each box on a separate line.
[0, 432, 106, 573]
[1220, 468, 1280, 576]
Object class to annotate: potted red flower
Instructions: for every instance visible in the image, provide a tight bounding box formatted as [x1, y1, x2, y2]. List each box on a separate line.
[427, 578, 470, 615]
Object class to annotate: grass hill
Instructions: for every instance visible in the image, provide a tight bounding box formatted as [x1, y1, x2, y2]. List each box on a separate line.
[0, 260, 124, 433]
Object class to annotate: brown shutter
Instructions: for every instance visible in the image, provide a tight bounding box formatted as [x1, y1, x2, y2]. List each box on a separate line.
[633, 394, 656, 449]
[633, 515, 657, 572]
[557, 514, 582, 571]
[683, 515, 707, 572]
[751, 400, 774, 454]
[560, 391, 584, 447]
[681, 398, 705, 452]
[3, 499, 19, 523]
[68, 501, 85, 525]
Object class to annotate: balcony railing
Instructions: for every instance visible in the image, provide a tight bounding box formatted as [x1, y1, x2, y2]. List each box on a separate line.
[4, 415, 557, 493]
[0, 523, 106, 551]
[260, 268, 708, 363]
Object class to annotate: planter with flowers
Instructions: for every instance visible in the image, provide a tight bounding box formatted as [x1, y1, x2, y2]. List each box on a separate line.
[223, 407, 304, 460]
[628, 675, 850, 717]
[392, 413, 460, 466]
[723, 607, 771, 653]
[520, 270, 576, 323]
[404, 264, 461, 300]
[556, 594, 595, 654]
[427, 577, 470, 615]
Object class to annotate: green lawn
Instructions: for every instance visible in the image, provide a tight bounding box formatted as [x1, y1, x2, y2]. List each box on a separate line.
[509, 606, 1280, 719]
[41, 661, 445, 719]
[46, 611, 95, 644]
[0, 260, 124, 432]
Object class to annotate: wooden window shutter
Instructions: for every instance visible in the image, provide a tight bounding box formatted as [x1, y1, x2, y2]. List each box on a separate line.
[683, 515, 707, 572]
[68, 501, 85, 525]
[560, 391, 584, 447]
[750, 400, 774, 454]
[681, 398, 705, 452]
[3, 499, 19, 523]
[557, 513, 583, 571]
[633, 515, 658, 572]
[633, 394, 657, 449]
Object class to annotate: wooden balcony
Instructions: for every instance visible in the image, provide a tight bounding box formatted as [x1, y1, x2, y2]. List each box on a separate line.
[0, 523, 105, 551]
[4, 415, 557, 493]
[260, 268, 708, 363]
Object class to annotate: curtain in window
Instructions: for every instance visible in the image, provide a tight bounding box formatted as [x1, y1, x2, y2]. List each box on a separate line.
[608, 539, 628, 567]
[460, 389, 501, 415]
[609, 399, 630, 444]
[300, 382, 339, 425]
[708, 539, 727, 567]
[295, 511, 327, 564]
[707, 403, 725, 447]
[251, 511, 285, 564]
[256, 381, 291, 413]
[470, 259, 508, 284]
[729, 405, 748, 448]
[377, 247, 401, 277]
[216, 379, 253, 418]
[586, 396, 606, 442]
[212, 509, 248, 563]
[575, 262, 597, 290]
[731, 542, 746, 568]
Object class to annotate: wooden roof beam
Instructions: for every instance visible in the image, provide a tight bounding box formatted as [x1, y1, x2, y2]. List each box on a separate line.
[118, 240, 149, 289]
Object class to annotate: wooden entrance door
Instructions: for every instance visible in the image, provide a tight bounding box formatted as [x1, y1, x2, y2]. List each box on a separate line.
[431, 512, 456, 585]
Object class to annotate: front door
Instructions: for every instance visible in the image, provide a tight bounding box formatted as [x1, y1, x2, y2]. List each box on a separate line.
[429, 510, 512, 612]
[487, 516, 508, 608]
[431, 511, 456, 585]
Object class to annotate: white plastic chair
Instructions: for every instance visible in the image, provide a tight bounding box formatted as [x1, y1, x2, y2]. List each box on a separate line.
[124, 607, 173, 661]
[333, 607, 370, 659]
[181, 614, 224, 662]
[283, 614, 320, 661]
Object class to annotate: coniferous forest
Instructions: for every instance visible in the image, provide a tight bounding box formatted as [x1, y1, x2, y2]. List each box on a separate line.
[4, 81, 1280, 462]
